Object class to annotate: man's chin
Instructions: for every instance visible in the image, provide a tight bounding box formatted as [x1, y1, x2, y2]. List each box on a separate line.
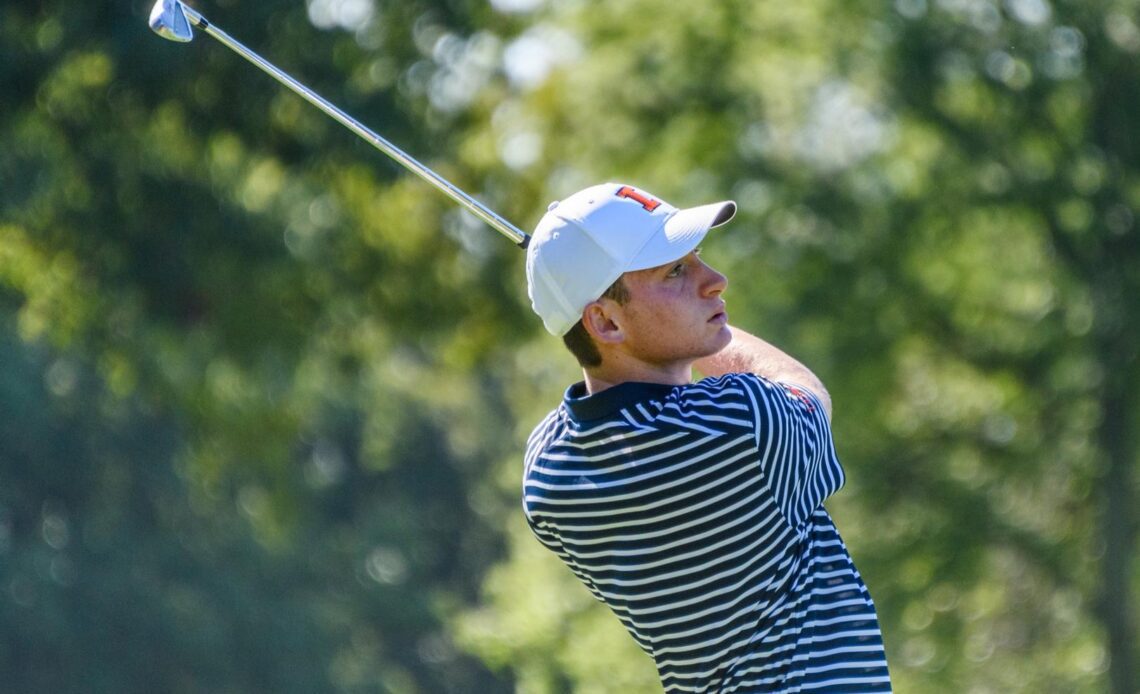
[719, 322, 735, 342]
[704, 326, 734, 356]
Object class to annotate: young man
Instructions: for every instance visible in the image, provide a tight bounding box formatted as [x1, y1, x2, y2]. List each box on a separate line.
[522, 183, 891, 693]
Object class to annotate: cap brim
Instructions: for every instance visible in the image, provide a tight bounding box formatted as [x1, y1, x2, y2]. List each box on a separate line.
[627, 200, 736, 272]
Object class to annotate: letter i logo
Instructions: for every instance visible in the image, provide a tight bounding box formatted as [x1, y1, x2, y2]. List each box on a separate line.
[615, 186, 662, 212]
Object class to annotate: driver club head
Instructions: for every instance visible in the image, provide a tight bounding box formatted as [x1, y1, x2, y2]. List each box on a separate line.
[149, 0, 194, 42]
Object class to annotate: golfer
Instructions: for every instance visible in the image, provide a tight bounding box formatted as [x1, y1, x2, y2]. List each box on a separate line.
[522, 183, 891, 692]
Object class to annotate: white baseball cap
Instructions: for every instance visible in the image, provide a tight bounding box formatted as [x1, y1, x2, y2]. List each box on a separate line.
[526, 182, 737, 336]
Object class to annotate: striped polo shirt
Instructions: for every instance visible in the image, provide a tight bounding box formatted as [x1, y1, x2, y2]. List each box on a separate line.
[523, 374, 890, 692]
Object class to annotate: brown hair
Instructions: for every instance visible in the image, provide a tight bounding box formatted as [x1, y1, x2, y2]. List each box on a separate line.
[561, 276, 630, 367]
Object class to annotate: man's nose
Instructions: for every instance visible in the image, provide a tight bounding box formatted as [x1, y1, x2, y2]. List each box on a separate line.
[702, 261, 728, 296]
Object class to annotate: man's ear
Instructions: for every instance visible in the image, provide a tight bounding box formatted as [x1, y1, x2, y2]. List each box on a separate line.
[582, 301, 624, 346]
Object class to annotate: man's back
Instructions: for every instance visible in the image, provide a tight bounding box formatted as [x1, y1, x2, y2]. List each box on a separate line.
[523, 374, 890, 693]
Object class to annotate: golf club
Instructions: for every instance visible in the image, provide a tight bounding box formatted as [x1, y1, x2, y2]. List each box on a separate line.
[148, 0, 531, 248]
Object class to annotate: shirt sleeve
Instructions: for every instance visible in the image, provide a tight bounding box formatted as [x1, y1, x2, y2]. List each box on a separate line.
[522, 505, 609, 604]
[521, 419, 608, 604]
[733, 373, 846, 530]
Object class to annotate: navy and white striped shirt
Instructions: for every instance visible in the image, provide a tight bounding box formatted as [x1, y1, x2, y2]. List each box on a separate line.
[523, 374, 890, 692]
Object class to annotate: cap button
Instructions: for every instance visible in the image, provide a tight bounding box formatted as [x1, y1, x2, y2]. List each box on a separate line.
[547, 201, 559, 211]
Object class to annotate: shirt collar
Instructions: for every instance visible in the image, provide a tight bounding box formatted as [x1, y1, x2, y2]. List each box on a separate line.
[563, 381, 679, 423]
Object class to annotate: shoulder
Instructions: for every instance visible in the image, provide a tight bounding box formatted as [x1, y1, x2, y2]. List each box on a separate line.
[684, 372, 773, 408]
[526, 405, 567, 451]
[687, 374, 831, 439]
[635, 375, 760, 432]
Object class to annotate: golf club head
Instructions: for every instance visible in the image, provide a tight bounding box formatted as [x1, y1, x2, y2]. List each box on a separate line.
[149, 0, 194, 42]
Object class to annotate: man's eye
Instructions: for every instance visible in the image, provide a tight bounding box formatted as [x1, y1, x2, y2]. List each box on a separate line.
[666, 263, 684, 277]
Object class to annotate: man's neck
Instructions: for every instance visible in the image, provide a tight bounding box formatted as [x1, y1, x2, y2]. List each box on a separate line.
[582, 359, 694, 394]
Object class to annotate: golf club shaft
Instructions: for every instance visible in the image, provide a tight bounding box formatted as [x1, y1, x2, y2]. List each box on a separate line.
[178, 4, 529, 248]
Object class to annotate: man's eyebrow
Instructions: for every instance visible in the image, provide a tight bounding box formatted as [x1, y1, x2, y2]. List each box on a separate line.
[640, 249, 701, 276]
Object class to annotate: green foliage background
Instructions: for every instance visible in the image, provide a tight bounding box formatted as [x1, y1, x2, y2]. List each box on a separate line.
[1, 0, 1137, 691]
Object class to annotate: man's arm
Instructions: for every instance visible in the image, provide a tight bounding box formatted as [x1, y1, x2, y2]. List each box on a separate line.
[694, 325, 833, 419]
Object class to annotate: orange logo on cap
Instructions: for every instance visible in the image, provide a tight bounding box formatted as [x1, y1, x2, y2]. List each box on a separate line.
[616, 186, 662, 212]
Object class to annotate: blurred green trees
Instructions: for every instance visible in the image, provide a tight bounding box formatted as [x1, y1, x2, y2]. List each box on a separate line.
[1, 0, 1137, 691]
